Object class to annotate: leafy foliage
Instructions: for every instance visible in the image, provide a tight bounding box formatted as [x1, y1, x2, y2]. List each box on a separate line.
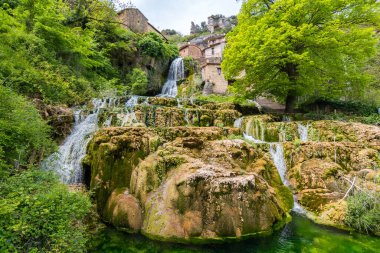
[345, 191, 380, 235]
[0, 86, 55, 171]
[223, 0, 380, 112]
[0, 0, 178, 105]
[137, 32, 178, 59]
[129, 68, 148, 95]
[0, 170, 91, 252]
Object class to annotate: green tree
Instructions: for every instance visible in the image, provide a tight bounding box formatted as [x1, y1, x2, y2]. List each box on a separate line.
[223, 0, 380, 112]
[0, 86, 55, 171]
[129, 68, 148, 95]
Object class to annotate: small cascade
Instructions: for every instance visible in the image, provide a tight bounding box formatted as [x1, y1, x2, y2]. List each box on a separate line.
[244, 119, 266, 143]
[298, 123, 309, 142]
[279, 127, 286, 142]
[73, 110, 84, 124]
[243, 133, 266, 144]
[237, 116, 306, 214]
[103, 115, 113, 127]
[121, 96, 139, 126]
[234, 117, 243, 129]
[159, 57, 184, 97]
[269, 144, 288, 185]
[177, 98, 182, 108]
[184, 109, 190, 125]
[43, 99, 105, 184]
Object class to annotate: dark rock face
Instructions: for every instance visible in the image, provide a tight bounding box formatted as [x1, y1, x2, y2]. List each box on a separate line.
[86, 127, 293, 242]
[33, 99, 73, 142]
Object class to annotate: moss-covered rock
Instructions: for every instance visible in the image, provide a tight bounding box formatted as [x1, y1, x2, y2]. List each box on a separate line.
[87, 127, 292, 241]
[130, 139, 292, 242]
[104, 188, 143, 232]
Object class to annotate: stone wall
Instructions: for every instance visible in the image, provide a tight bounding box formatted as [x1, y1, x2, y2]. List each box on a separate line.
[118, 8, 148, 34]
[201, 63, 229, 94]
[118, 8, 167, 41]
[203, 43, 226, 58]
[180, 45, 203, 59]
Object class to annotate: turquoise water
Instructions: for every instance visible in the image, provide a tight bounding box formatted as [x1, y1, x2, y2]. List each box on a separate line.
[89, 214, 380, 253]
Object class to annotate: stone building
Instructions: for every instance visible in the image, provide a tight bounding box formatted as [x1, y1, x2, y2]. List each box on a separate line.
[200, 35, 228, 94]
[178, 34, 229, 94]
[203, 35, 226, 58]
[179, 44, 203, 60]
[201, 60, 229, 94]
[118, 8, 167, 41]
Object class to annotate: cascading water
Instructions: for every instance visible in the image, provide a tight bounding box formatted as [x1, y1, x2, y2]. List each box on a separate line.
[269, 144, 288, 185]
[121, 96, 139, 126]
[234, 117, 243, 129]
[298, 123, 309, 142]
[103, 115, 113, 127]
[184, 109, 190, 125]
[43, 99, 106, 184]
[159, 57, 184, 97]
[238, 116, 306, 213]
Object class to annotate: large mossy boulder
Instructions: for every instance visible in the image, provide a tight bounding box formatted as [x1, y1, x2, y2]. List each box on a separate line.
[283, 141, 380, 229]
[86, 127, 292, 242]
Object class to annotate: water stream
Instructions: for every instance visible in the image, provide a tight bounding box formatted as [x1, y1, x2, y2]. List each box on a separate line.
[42, 99, 106, 184]
[236, 118, 305, 213]
[90, 213, 380, 253]
[298, 123, 309, 142]
[159, 57, 184, 97]
[121, 95, 139, 126]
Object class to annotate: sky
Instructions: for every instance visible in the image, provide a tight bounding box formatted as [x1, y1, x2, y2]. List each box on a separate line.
[121, 0, 242, 35]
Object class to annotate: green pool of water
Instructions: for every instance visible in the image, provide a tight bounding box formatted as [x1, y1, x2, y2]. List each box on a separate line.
[89, 214, 380, 253]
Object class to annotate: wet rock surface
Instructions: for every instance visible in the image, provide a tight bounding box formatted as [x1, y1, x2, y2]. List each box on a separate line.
[86, 127, 293, 242]
[84, 99, 380, 241]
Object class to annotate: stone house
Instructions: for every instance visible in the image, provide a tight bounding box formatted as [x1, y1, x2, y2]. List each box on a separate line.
[201, 59, 229, 94]
[203, 35, 226, 59]
[179, 44, 203, 59]
[179, 34, 229, 94]
[118, 8, 167, 41]
[200, 35, 228, 94]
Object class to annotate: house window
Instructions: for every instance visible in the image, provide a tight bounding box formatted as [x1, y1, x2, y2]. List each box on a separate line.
[211, 48, 215, 55]
[217, 67, 221, 75]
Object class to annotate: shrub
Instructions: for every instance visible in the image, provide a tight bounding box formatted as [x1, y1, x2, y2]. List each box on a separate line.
[0, 86, 55, 170]
[0, 170, 92, 252]
[129, 68, 148, 95]
[345, 191, 380, 235]
[137, 32, 178, 60]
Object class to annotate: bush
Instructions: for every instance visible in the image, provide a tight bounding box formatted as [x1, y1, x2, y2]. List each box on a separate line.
[345, 191, 380, 235]
[129, 68, 148, 95]
[0, 170, 92, 252]
[0, 86, 55, 170]
[137, 32, 178, 60]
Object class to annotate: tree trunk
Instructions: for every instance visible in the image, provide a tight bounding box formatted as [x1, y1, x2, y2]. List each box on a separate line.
[285, 92, 297, 113]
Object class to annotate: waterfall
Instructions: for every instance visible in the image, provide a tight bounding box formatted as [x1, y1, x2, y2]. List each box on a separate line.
[121, 96, 139, 126]
[159, 57, 184, 97]
[235, 117, 306, 214]
[103, 115, 113, 127]
[269, 144, 288, 185]
[243, 119, 266, 143]
[298, 123, 309, 142]
[42, 99, 105, 184]
[177, 98, 182, 108]
[234, 117, 243, 128]
[184, 109, 190, 125]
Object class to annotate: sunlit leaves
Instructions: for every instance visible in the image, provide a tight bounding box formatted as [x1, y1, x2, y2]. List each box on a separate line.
[222, 0, 379, 104]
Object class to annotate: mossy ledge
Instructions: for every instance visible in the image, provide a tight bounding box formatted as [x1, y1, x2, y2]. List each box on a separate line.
[85, 127, 293, 242]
